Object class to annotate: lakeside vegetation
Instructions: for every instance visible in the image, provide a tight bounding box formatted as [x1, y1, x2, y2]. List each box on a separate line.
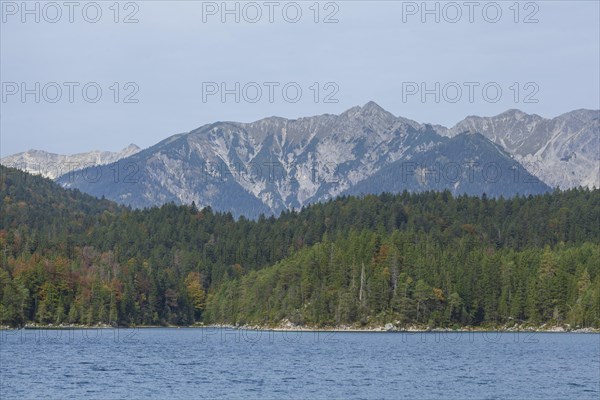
[1, 166, 599, 329]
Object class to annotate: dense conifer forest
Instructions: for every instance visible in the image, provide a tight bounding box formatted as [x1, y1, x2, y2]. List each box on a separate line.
[1, 166, 598, 328]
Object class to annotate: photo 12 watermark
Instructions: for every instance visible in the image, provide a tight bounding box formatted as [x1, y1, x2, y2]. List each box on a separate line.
[3, 161, 141, 184]
[1, 1, 140, 24]
[0, 326, 140, 344]
[200, 160, 340, 185]
[400, 1, 539, 24]
[198, 326, 339, 344]
[62, 162, 141, 184]
[200, 1, 340, 24]
[201, 81, 340, 104]
[1, 81, 140, 104]
[401, 81, 540, 104]
[399, 161, 540, 184]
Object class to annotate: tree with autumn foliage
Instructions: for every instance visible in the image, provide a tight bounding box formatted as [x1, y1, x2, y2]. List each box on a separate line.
[185, 272, 206, 320]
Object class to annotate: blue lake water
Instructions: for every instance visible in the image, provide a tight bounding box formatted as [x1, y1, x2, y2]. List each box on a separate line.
[1, 328, 598, 399]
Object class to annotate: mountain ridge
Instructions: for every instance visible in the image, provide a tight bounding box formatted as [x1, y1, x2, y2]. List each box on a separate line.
[443, 108, 599, 189]
[1, 144, 141, 179]
[50, 103, 562, 217]
[3, 103, 596, 217]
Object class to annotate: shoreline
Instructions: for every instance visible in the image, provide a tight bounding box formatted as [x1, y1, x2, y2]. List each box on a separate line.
[2, 322, 598, 334]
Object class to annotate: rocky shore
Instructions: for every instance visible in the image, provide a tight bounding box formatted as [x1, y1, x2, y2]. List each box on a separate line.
[214, 320, 599, 334]
[1, 321, 598, 333]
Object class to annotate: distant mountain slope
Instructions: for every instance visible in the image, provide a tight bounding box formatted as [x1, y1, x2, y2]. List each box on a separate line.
[1, 144, 140, 179]
[55, 103, 551, 217]
[5, 104, 596, 216]
[0, 165, 121, 234]
[445, 109, 599, 189]
[345, 132, 549, 198]
[2, 165, 599, 328]
[59, 135, 273, 217]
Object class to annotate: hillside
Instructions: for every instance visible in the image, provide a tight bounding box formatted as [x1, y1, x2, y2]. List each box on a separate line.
[446, 109, 599, 189]
[53, 103, 552, 218]
[1, 144, 140, 179]
[1, 166, 599, 328]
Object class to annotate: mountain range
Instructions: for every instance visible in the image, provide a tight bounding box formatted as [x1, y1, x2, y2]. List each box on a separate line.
[2, 103, 597, 218]
[442, 109, 599, 190]
[0, 144, 141, 179]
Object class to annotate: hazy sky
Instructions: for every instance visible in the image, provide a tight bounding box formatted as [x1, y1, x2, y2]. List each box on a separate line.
[1, 0, 599, 156]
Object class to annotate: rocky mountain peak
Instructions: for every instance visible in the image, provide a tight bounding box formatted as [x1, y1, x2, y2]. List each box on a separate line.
[5, 106, 597, 217]
[1, 144, 142, 179]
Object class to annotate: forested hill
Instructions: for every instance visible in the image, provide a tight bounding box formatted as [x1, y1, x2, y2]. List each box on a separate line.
[1, 166, 122, 237]
[1, 165, 599, 328]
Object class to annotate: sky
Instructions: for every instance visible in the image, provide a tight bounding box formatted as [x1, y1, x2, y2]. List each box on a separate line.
[1, 0, 599, 156]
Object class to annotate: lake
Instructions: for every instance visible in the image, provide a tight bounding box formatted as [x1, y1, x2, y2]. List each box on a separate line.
[1, 328, 598, 399]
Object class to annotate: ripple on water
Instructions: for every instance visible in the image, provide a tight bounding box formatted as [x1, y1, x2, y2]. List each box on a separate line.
[0, 330, 598, 399]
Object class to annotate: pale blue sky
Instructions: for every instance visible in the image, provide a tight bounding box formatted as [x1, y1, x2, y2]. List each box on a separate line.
[1, 0, 599, 156]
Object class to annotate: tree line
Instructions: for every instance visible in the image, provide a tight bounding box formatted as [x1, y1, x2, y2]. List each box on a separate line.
[1, 166, 598, 328]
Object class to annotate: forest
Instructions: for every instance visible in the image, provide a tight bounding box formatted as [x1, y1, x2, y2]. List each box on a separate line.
[1, 165, 599, 328]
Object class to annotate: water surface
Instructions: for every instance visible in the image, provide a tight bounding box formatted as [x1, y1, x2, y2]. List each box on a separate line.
[1, 328, 598, 399]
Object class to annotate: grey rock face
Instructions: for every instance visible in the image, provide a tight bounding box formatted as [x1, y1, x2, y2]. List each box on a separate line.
[445, 109, 599, 189]
[1, 144, 141, 179]
[52, 103, 553, 217]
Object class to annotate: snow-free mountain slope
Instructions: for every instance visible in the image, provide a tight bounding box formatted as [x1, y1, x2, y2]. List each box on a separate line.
[1, 144, 141, 179]
[55, 103, 550, 217]
[446, 109, 599, 189]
